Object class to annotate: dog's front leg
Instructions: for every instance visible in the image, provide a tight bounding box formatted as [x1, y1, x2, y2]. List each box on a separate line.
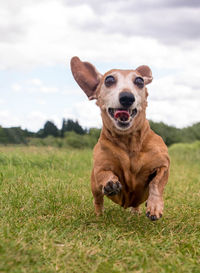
[146, 166, 169, 221]
[91, 169, 122, 215]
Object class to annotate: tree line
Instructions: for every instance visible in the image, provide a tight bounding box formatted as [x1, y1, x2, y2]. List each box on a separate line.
[0, 118, 200, 148]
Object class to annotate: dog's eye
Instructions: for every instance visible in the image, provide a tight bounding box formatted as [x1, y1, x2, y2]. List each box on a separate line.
[105, 75, 116, 87]
[134, 77, 144, 88]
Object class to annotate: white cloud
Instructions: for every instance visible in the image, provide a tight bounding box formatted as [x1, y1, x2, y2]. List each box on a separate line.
[0, 0, 200, 71]
[26, 111, 61, 131]
[11, 79, 59, 94]
[29, 78, 42, 86]
[63, 100, 102, 128]
[147, 99, 200, 128]
[148, 75, 200, 101]
[37, 86, 58, 94]
[0, 110, 21, 128]
[147, 75, 200, 127]
[0, 110, 61, 132]
[175, 70, 200, 90]
[62, 87, 86, 96]
[36, 99, 46, 105]
[11, 83, 22, 92]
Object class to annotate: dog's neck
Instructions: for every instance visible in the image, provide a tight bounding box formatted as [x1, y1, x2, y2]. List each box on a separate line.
[101, 113, 150, 154]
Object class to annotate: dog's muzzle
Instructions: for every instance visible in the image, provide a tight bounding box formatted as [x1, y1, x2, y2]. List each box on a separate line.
[108, 107, 137, 129]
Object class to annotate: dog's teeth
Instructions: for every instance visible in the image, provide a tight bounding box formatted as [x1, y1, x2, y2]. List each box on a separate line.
[117, 117, 131, 123]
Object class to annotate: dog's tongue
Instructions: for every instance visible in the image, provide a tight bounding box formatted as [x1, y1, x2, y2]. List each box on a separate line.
[114, 110, 130, 121]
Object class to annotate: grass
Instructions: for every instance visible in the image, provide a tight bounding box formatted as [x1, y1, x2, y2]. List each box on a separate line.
[0, 143, 199, 273]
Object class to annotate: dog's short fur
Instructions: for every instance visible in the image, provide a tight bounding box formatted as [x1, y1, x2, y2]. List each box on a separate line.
[70, 56, 170, 221]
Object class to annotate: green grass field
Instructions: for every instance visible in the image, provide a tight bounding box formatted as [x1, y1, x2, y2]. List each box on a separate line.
[0, 143, 199, 273]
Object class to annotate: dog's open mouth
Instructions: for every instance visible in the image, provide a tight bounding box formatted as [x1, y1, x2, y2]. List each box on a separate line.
[108, 108, 137, 128]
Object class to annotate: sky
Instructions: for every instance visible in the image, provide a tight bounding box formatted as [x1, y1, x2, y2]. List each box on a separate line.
[0, 0, 200, 132]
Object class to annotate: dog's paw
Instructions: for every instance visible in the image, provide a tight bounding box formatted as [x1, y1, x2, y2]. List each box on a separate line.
[131, 206, 141, 215]
[145, 196, 164, 221]
[103, 181, 122, 196]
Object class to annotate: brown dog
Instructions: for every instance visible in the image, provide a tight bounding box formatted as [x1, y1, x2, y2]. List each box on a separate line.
[70, 56, 170, 221]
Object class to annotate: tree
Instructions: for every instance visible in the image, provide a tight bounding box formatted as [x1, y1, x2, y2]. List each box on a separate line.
[61, 118, 85, 136]
[0, 126, 28, 144]
[0, 126, 8, 144]
[42, 121, 59, 137]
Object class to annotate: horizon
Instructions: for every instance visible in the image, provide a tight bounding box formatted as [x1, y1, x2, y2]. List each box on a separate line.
[1, 118, 199, 134]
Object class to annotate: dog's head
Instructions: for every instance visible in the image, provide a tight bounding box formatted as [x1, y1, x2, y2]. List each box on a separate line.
[70, 56, 152, 133]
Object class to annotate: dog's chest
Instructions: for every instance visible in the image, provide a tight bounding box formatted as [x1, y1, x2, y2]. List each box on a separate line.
[108, 151, 150, 208]
[117, 151, 149, 190]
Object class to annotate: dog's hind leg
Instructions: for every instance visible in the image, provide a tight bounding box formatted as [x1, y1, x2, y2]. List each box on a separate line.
[146, 166, 169, 221]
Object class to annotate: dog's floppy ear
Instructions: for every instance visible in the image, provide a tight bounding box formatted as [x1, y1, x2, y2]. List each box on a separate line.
[70, 56, 101, 100]
[136, 65, 153, 85]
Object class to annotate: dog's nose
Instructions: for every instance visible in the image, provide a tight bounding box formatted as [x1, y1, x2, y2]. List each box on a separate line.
[119, 92, 135, 108]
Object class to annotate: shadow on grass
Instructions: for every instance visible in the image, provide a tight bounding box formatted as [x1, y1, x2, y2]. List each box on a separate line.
[61, 204, 168, 236]
[61, 198, 199, 240]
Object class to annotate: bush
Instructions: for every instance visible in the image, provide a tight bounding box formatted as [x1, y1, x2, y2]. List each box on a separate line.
[63, 131, 97, 149]
[28, 132, 99, 149]
[28, 136, 63, 148]
[0, 127, 27, 144]
[149, 121, 182, 146]
[88, 128, 101, 140]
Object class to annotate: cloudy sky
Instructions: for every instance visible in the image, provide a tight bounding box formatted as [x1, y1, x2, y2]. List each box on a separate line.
[0, 0, 200, 131]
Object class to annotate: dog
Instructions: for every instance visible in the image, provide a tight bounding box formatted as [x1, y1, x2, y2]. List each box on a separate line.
[70, 56, 170, 221]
